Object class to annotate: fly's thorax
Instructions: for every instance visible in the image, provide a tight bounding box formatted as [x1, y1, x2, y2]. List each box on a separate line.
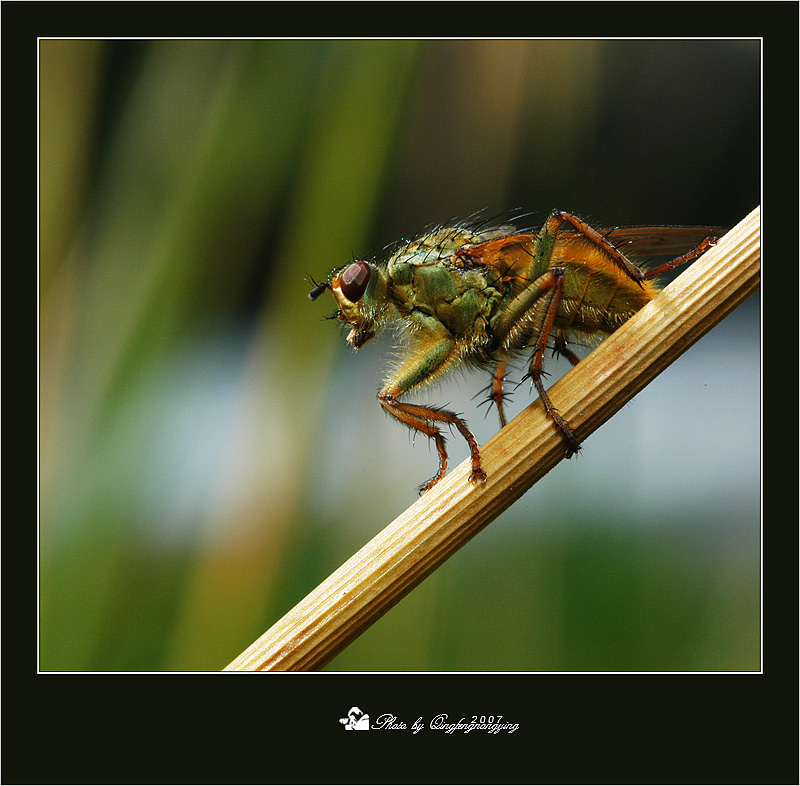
[388, 254, 504, 341]
[385, 224, 522, 285]
[388, 227, 480, 275]
[330, 261, 390, 348]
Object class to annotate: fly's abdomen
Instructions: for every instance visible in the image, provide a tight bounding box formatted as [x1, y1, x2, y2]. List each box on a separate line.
[557, 261, 657, 336]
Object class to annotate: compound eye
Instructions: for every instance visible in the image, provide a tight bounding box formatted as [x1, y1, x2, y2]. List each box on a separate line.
[340, 261, 371, 302]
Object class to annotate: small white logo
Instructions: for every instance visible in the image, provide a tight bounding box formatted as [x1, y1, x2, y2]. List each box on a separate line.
[339, 706, 370, 730]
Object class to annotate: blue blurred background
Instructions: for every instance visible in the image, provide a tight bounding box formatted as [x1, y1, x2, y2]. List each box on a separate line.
[39, 39, 760, 671]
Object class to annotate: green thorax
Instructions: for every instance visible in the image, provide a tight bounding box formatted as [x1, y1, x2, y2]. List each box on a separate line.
[387, 228, 505, 339]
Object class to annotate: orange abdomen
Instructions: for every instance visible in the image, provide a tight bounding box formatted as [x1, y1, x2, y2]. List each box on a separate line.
[557, 258, 659, 336]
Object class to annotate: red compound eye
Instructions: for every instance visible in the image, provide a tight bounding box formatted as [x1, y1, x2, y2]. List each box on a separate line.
[339, 261, 371, 302]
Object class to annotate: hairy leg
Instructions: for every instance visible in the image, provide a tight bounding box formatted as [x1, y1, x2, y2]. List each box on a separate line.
[521, 269, 582, 457]
[489, 361, 508, 428]
[379, 335, 486, 494]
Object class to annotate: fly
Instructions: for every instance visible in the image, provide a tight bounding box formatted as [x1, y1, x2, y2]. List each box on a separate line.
[310, 210, 723, 494]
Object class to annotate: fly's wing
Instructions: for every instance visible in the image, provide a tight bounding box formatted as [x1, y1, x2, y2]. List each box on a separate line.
[595, 226, 729, 258]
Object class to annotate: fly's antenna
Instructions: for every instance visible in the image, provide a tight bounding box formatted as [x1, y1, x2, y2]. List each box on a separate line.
[307, 276, 331, 301]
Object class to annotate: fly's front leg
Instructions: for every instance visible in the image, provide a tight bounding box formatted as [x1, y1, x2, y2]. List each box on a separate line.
[380, 397, 487, 494]
[379, 336, 486, 494]
[378, 393, 450, 494]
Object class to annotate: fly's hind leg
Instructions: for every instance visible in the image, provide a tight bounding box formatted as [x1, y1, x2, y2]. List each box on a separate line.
[379, 335, 486, 494]
[541, 210, 648, 285]
[641, 236, 718, 280]
[540, 211, 718, 287]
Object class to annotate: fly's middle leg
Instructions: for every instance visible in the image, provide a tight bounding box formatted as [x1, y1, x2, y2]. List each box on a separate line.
[553, 334, 581, 366]
[489, 361, 509, 428]
[491, 267, 582, 458]
[524, 269, 582, 457]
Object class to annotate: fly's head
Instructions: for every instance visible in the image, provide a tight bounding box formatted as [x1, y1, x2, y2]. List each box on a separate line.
[308, 260, 389, 349]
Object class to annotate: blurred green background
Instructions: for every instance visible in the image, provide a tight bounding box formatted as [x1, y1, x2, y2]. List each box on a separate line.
[39, 39, 760, 672]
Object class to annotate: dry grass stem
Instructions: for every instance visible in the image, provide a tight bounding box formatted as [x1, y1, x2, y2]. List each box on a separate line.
[224, 206, 760, 672]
